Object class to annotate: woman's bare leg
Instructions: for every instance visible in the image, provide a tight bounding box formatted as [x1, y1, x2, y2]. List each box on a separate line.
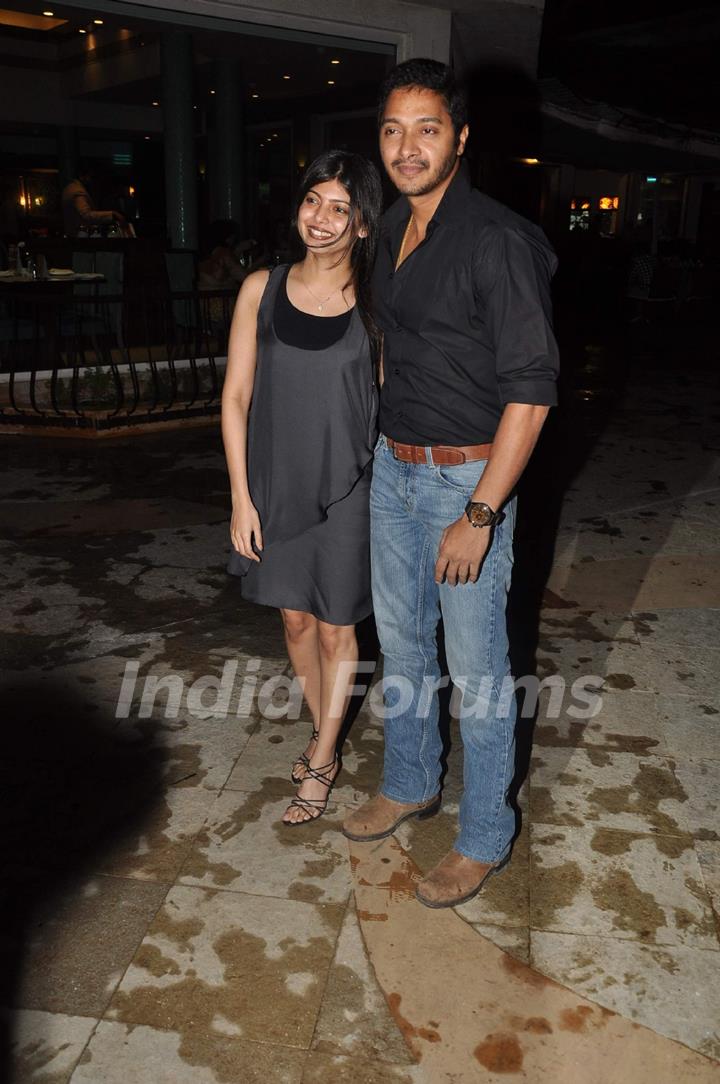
[280, 609, 322, 775]
[283, 621, 358, 824]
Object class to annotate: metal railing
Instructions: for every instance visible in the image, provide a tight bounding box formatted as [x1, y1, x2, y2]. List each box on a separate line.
[0, 287, 237, 430]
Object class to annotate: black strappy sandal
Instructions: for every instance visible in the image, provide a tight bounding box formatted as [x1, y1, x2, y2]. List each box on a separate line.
[282, 756, 339, 826]
[291, 727, 319, 785]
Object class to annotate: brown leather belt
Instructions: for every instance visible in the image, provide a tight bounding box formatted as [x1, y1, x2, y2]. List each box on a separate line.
[386, 436, 492, 466]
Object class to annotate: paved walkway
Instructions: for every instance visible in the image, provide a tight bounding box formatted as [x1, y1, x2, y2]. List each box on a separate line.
[1, 360, 719, 1082]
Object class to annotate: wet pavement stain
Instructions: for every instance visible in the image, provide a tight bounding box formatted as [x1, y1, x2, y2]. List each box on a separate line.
[541, 612, 638, 644]
[585, 748, 613, 768]
[591, 869, 666, 941]
[604, 673, 637, 690]
[531, 859, 585, 928]
[586, 761, 689, 840]
[534, 721, 660, 756]
[531, 786, 584, 826]
[558, 1005, 596, 1032]
[135, 942, 182, 977]
[590, 828, 635, 857]
[287, 882, 324, 902]
[508, 1014, 553, 1035]
[589, 826, 693, 860]
[150, 908, 205, 953]
[358, 864, 419, 903]
[501, 953, 555, 989]
[474, 1032, 524, 1073]
[111, 924, 337, 1064]
[386, 992, 441, 1056]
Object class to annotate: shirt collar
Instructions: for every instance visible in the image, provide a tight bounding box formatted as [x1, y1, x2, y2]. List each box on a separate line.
[383, 158, 472, 243]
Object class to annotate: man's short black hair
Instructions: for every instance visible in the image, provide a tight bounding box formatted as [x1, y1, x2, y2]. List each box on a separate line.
[377, 58, 468, 138]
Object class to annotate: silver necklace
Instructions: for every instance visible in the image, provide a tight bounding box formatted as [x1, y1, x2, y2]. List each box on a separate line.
[301, 275, 343, 313]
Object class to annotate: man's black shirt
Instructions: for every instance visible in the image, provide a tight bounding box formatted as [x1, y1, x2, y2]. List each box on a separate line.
[372, 163, 560, 446]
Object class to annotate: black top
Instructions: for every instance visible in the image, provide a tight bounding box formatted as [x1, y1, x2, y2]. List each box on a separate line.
[274, 264, 353, 350]
[372, 162, 560, 446]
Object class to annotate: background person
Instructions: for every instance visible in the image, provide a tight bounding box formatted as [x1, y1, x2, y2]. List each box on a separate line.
[221, 150, 382, 826]
[198, 220, 248, 290]
[62, 164, 127, 237]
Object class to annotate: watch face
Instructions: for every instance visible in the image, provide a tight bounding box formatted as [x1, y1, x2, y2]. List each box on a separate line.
[467, 502, 494, 527]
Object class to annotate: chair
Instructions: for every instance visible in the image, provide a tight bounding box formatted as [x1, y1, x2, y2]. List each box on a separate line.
[59, 251, 127, 413]
[95, 250, 126, 353]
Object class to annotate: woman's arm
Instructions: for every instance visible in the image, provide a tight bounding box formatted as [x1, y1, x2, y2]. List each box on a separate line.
[221, 269, 269, 561]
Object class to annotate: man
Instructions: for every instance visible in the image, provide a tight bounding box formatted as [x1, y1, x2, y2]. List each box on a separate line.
[343, 59, 559, 908]
[62, 165, 126, 238]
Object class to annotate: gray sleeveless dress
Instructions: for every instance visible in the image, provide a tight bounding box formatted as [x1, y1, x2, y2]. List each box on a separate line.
[227, 265, 377, 625]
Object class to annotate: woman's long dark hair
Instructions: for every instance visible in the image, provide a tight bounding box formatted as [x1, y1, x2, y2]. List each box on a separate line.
[293, 150, 383, 361]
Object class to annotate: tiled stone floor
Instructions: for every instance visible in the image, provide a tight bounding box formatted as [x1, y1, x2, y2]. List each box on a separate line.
[1, 360, 719, 1081]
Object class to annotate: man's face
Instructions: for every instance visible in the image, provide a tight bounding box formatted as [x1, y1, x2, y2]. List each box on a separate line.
[379, 87, 468, 197]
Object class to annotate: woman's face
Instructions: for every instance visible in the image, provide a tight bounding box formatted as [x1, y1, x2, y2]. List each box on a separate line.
[296, 178, 365, 255]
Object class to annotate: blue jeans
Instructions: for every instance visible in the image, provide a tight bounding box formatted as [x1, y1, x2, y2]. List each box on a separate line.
[370, 435, 517, 863]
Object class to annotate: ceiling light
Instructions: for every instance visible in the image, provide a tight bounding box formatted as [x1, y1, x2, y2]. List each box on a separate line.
[210, 89, 215, 95]
[282, 74, 291, 80]
[78, 27, 86, 33]
[93, 18, 103, 24]
[152, 100, 159, 106]
[251, 93, 259, 99]
[327, 80, 335, 85]
[330, 59, 340, 64]
[1, 9, 65, 27]
[144, 135, 150, 140]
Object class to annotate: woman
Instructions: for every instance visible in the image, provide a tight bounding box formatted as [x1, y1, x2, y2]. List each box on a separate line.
[221, 151, 382, 826]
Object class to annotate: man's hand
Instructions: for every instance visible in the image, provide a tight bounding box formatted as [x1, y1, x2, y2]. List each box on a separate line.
[435, 516, 492, 585]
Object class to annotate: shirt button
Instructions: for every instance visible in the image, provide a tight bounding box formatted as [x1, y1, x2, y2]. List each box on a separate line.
[393, 368, 400, 375]
[388, 272, 394, 279]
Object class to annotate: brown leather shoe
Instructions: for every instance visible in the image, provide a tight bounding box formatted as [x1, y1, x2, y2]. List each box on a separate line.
[342, 793, 441, 842]
[415, 849, 510, 908]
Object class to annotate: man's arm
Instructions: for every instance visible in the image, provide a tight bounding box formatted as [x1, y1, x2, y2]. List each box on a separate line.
[71, 186, 124, 228]
[434, 402, 548, 585]
[435, 225, 558, 586]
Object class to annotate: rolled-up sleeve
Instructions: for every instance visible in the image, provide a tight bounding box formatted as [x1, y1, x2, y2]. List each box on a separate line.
[476, 226, 559, 407]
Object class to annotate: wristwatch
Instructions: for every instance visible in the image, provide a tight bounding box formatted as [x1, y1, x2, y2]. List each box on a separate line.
[464, 500, 505, 528]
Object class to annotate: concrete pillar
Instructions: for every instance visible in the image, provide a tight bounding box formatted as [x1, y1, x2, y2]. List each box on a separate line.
[161, 31, 198, 250]
[212, 57, 244, 229]
[57, 126, 77, 189]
